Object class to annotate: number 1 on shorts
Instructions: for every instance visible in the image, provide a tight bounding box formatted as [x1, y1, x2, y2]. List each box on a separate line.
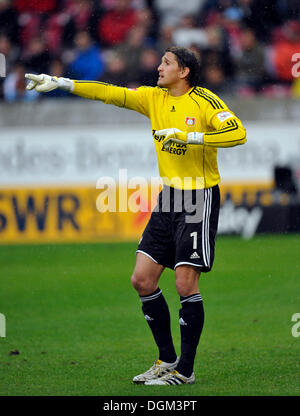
[190, 231, 198, 250]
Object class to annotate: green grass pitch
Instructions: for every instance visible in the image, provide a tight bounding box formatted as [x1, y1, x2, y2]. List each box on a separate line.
[0, 235, 299, 396]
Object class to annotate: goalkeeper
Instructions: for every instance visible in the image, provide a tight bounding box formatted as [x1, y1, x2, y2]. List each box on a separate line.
[25, 46, 246, 386]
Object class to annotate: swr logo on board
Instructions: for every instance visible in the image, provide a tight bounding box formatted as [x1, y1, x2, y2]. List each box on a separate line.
[0, 193, 80, 233]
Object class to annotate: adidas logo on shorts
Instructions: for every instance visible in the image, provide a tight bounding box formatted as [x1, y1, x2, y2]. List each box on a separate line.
[190, 251, 200, 259]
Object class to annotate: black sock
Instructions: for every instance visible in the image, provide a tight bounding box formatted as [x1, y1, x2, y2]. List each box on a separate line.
[176, 293, 204, 377]
[140, 288, 177, 363]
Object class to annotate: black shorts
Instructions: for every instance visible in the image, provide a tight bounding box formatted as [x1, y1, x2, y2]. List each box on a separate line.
[137, 185, 220, 272]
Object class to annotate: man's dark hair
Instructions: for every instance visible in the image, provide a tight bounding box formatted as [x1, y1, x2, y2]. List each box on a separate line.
[165, 46, 200, 87]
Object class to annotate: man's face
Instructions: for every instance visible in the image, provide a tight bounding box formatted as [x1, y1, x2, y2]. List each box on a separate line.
[157, 52, 185, 88]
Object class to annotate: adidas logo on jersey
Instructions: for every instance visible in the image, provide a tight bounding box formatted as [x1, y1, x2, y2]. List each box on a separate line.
[144, 314, 154, 321]
[190, 251, 200, 259]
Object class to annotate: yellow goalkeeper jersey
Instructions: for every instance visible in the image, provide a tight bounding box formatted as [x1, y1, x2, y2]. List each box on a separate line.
[73, 81, 246, 189]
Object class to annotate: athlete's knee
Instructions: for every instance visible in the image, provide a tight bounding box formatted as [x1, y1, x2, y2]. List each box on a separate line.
[176, 279, 193, 297]
[175, 267, 201, 297]
[131, 271, 156, 295]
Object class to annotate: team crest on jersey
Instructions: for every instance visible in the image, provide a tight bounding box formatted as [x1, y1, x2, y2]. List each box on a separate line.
[185, 117, 196, 126]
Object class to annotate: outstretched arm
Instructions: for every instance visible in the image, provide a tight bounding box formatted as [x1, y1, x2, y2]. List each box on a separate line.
[25, 73, 150, 116]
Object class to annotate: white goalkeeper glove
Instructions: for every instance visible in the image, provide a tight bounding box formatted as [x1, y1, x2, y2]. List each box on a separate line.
[155, 128, 204, 148]
[25, 73, 74, 93]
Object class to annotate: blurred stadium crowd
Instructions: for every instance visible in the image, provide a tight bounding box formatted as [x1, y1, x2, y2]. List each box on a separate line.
[1, 0, 300, 101]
